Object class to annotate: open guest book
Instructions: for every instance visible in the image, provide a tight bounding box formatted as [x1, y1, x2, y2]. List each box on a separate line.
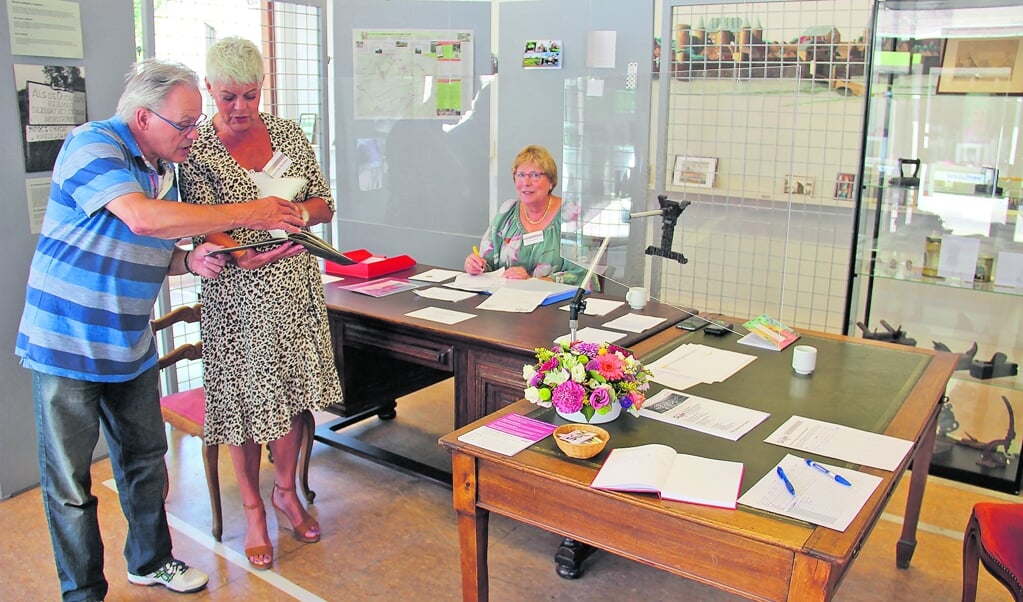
[590, 443, 744, 509]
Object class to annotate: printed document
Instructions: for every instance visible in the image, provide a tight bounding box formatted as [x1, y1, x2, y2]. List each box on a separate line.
[558, 298, 625, 316]
[404, 307, 476, 325]
[738, 453, 881, 532]
[764, 416, 913, 471]
[457, 413, 557, 456]
[640, 389, 770, 441]
[647, 343, 756, 387]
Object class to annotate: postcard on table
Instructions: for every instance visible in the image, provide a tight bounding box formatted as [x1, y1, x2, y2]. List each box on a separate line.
[763, 415, 913, 471]
[342, 278, 422, 297]
[590, 443, 744, 509]
[457, 413, 557, 456]
[738, 453, 881, 532]
[640, 389, 770, 441]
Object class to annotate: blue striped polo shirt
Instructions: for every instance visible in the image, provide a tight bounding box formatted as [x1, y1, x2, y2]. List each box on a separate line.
[15, 116, 179, 382]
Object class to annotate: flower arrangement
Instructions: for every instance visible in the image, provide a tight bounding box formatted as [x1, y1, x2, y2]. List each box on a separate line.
[523, 341, 654, 422]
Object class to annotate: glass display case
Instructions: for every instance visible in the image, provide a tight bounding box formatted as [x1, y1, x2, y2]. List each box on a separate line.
[848, 0, 1023, 493]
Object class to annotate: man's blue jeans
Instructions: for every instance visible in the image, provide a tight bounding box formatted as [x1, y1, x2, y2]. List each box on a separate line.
[33, 367, 173, 602]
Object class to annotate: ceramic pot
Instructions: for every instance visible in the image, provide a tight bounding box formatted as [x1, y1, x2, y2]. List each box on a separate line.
[556, 401, 622, 424]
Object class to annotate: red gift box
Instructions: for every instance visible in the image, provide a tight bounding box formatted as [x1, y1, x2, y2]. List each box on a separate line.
[324, 249, 416, 279]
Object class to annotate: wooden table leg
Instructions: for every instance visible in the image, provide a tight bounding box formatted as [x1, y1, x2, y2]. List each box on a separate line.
[897, 406, 939, 569]
[452, 452, 489, 602]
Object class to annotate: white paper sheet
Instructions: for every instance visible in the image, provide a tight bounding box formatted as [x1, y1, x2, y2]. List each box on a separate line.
[475, 287, 547, 312]
[409, 268, 462, 283]
[413, 287, 477, 302]
[738, 454, 882, 532]
[763, 416, 913, 471]
[404, 307, 476, 325]
[558, 298, 625, 316]
[601, 313, 666, 333]
[647, 343, 756, 385]
[640, 389, 770, 441]
[554, 327, 626, 345]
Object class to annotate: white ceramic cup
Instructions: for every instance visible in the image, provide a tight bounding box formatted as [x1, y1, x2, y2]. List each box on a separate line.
[792, 345, 818, 375]
[625, 287, 648, 310]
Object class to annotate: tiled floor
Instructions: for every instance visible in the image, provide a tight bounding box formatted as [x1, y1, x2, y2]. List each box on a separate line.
[1, 379, 1018, 601]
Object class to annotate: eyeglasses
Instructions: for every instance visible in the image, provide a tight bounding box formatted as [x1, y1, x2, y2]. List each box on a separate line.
[149, 109, 207, 135]
[514, 171, 546, 182]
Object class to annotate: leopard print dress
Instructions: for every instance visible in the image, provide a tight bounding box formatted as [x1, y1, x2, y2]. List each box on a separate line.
[179, 113, 343, 446]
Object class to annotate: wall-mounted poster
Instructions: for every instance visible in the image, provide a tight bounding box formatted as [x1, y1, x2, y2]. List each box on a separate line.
[353, 29, 474, 120]
[672, 155, 717, 188]
[7, 0, 83, 59]
[14, 64, 87, 172]
[523, 40, 561, 69]
[784, 175, 815, 197]
[834, 172, 856, 200]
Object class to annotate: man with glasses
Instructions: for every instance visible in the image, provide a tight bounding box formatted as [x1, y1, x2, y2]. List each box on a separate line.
[15, 58, 304, 601]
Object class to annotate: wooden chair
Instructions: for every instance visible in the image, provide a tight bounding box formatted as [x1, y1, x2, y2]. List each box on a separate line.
[962, 502, 1023, 602]
[154, 304, 316, 543]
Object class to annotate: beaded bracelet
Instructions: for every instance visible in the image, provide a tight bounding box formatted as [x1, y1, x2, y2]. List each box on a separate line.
[183, 249, 201, 277]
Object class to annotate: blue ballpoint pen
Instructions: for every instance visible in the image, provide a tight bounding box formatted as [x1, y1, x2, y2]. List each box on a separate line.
[805, 458, 852, 486]
[776, 466, 796, 495]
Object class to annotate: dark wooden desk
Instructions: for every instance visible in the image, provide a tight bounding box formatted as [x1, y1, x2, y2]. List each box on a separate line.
[320, 265, 686, 481]
[439, 326, 957, 601]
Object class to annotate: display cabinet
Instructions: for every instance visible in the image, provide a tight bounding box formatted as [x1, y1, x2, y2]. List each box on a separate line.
[848, 0, 1023, 493]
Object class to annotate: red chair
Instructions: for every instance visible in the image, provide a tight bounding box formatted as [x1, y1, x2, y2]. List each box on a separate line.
[154, 304, 316, 542]
[962, 502, 1023, 602]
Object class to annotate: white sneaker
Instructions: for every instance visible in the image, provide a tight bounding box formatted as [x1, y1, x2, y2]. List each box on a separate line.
[127, 559, 208, 593]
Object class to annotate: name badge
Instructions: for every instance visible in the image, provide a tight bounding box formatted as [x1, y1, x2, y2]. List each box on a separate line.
[264, 151, 293, 178]
[522, 230, 545, 247]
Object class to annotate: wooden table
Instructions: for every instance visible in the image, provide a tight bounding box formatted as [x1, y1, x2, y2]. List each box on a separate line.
[319, 265, 686, 481]
[439, 325, 957, 601]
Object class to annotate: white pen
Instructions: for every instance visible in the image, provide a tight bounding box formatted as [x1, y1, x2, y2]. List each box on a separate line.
[805, 458, 852, 486]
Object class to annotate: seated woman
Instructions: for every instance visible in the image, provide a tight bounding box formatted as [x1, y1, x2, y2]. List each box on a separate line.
[463, 145, 588, 286]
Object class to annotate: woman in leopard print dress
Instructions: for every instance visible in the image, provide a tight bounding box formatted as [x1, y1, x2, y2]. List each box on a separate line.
[178, 37, 342, 570]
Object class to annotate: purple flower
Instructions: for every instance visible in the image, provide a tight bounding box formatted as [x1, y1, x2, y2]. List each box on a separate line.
[588, 386, 612, 409]
[570, 342, 599, 358]
[552, 380, 585, 414]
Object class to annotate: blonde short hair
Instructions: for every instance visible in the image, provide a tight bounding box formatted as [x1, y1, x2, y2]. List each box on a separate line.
[206, 36, 264, 86]
[512, 145, 558, 190]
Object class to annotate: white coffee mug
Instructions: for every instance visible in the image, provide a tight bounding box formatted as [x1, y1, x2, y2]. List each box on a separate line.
[792, 345, 818, 375]
[625, 287, 648, 310]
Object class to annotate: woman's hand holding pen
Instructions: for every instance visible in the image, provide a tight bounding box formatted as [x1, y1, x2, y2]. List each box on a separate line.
[464, 246, 486, 274]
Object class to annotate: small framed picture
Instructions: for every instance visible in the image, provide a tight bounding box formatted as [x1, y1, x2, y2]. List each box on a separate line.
[784, 175, 815, 197]
[672, 155, 717, 188]
[834, 172, 856, 200]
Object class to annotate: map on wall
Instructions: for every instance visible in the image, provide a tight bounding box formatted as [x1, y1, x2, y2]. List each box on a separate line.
[353, 29, 474, 120]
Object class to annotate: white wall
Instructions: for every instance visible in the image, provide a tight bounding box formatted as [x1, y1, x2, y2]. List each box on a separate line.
[0, 0, 137, 497]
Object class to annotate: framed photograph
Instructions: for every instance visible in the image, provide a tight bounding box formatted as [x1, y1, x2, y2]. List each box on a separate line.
[834, 172, 856, 201]
[784, 175, 815, 197]
[672, 155, 717, 188]
[937, 37, 1023, 95]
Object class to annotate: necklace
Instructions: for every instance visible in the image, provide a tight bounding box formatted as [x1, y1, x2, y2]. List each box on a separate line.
[521, 196, 553, 225]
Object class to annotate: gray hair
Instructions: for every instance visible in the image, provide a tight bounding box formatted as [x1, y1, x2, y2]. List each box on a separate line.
[206, 36, 264, 86]
[115, 58, 199, 121]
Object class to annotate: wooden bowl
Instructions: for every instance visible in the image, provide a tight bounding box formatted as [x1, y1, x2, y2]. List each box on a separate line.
[553, 423, 610, 459]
